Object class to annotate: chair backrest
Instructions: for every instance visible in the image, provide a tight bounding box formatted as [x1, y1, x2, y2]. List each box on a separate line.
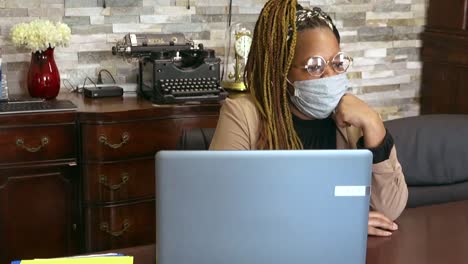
[384, 115, 468, 207]
[176, 128, 215, 150]
[178, 115, 468, 208]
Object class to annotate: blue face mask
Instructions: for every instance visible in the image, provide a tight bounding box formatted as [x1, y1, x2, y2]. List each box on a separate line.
[288, 73, 350, 119]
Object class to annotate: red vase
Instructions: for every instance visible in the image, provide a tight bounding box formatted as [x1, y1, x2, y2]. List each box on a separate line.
[27, 47, 60, 99]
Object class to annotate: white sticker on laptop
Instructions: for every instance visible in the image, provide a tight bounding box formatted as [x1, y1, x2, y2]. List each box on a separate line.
[334, 186, 370, 197]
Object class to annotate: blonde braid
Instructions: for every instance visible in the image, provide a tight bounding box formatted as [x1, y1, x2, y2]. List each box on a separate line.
[244, 0, 302, 149]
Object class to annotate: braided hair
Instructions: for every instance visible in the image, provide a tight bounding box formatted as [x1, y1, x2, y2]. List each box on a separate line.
[244, 1, 339, 150]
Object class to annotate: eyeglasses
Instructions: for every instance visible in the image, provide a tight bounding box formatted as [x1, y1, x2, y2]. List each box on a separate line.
[301, 52, 353, 77]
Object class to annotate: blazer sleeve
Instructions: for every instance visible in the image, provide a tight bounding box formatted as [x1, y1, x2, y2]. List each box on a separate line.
[209, 98, 251, 150]
[370, 145, 409, 221]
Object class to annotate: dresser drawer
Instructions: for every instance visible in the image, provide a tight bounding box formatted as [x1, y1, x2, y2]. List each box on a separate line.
[81, 117, 218, 161]
[83, 157, 155, 203]
[85, 200, 155, 252]
[0, 124, 76, 165]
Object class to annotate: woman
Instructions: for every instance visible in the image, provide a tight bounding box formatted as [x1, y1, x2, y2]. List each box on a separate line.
[210, 0, 408, 236]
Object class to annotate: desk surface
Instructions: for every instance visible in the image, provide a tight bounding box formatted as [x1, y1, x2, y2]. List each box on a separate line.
[105, 200, 468, 264]
[367, 200, 468, 264]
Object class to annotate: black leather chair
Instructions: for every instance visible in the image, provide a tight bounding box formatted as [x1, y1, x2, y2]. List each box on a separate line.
[178, 115, 468, 208]
[385, 114, 468, 207]
[176, 128, 215, 150]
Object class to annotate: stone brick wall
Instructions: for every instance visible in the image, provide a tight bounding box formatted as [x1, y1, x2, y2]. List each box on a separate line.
[0, 0, 426, 119]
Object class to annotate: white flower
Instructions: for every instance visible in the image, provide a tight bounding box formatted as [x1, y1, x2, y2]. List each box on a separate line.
[10, 19, 71, 52]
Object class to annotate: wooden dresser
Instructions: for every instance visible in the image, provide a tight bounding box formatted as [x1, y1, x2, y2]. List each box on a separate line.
[0, 111, 79, 262]
[0, 93, 220, 262]
[420, 0, 468, 114]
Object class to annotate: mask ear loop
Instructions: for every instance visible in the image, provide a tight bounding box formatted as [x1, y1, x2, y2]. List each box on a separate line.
[269, 78, 295, 97]
[285, 77, 296, 97]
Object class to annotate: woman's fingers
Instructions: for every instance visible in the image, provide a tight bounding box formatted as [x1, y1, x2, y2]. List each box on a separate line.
[368, 216, 397, 231]
[369, 211, 398, 230]
[368, 211, 398, 237]
[368, 226, 392, 237]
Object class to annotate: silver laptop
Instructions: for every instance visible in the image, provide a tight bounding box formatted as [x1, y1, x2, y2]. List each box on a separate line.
[156, 150, 372, 264]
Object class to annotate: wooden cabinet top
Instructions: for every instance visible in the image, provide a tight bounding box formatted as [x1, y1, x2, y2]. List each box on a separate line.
[0, 93, 221, 125]
[59, 93, 221, 123]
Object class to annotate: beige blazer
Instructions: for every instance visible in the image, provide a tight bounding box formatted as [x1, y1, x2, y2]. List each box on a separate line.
[210, 95, 408, 220]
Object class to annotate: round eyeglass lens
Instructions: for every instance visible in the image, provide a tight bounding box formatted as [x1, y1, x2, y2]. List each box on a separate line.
[305, 57, 326, 76]
[331, 53, 351, 73]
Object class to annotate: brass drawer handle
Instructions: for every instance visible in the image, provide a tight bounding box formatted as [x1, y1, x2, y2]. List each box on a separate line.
[99, 132, 130, 149]
[99, 173, 129, 191]
[16, 137, 49, 153]
[100, 219, 130, 237]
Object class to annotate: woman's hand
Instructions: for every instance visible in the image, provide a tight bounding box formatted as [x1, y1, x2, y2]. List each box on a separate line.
[333, 94, 386, 148]
[368, 211, 398, 236]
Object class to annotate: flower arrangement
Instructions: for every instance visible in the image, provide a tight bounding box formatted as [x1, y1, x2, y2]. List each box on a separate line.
[10, 19, 71, 52]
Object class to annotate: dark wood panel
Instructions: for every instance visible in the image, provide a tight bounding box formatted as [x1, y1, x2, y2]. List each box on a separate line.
[422, 31, 468, 66]
[0, 166, 80, 263]
[0, 124, 77, 165]
[421, 0, 468, 115]
[81, 116, 218, 161]
[0, 111, 75, 127]
[421, 63, 452, 114]
[85, 199, 155, 252]
[426, 0, 468, 30]
[83, 157, 154, 204]
[421, 63, 468, 114]
[454, 67, 468, 113]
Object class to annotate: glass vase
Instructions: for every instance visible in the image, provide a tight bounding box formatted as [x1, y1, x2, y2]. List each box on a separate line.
[27, 47, 60, 99]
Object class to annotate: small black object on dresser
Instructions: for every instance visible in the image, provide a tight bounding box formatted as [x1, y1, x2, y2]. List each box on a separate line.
[83, 86, 124, 98]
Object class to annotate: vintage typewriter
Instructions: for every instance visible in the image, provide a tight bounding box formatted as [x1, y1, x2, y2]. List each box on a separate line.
[112, 33, 228, 104]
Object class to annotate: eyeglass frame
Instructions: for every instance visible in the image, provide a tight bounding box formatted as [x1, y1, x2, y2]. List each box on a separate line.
[294, 52, 353, 77]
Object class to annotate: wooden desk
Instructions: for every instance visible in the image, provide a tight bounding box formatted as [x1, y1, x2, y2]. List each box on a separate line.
[0, 93, 220, 262]
[367, 200, 468, 264]
[107, 200, 468, 264]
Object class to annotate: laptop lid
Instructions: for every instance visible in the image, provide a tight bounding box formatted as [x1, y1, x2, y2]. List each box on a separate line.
[156, 150, 372, 264]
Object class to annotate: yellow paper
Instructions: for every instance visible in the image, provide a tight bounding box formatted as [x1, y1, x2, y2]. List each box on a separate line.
[19, 256, 133, 264]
